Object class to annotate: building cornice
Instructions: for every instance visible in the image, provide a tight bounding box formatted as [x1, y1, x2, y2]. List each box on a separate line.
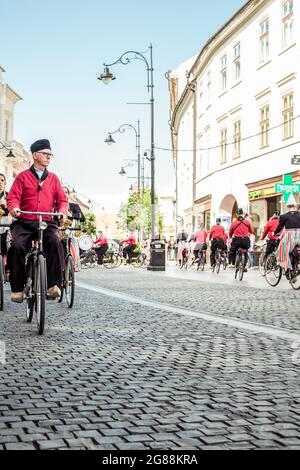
[6, 85, 22, 102]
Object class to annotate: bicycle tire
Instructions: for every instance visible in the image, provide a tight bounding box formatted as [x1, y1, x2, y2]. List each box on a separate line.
[234, 252, 240, 279]
[25, 255, 34, 323]
[0, 255, 4, 311]
[238, 253, 245, 281]
[65, 255, 75, 308]
[216, 254, 221, 274]
[259, 253, 266, 276]
[35, 254, 46, 335]
[103, 253, 118, 269]
[265, 253, 282, 287]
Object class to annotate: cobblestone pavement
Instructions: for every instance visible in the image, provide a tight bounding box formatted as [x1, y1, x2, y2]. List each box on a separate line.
[1, 267, 300, 450]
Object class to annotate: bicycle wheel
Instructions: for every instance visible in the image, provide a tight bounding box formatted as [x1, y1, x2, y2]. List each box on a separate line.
[25, 255, 34, 323]
[35, 254, 46, 335]
[103, 253, 118, 269]
[234, 253, 240, 279]
[259, 253, 266, 276]
[222, 254, 227, 270]
[65, 255, 75, 308]
[216, 253, 221, 274]
[58, 268, 64, 303]
[265, 253, 282, 287]
[0, 255, 4, 311]
[238, 253, 245, 281]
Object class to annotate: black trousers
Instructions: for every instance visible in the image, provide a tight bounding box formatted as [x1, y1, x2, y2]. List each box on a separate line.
[210, 238, 227, 266]
[9, 220, 64, 293]
[229, 237, 250, 265]
[123, 244, 136, 262]
[95, 244, 108, 265]
[265, 239, 278, 257]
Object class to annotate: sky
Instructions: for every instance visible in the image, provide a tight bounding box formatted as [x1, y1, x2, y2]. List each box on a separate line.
[0, 0, 246, 213]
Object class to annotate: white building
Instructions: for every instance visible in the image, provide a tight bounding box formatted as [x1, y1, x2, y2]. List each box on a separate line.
[170, 0, 300, 237]
[0, 64, 25, 187]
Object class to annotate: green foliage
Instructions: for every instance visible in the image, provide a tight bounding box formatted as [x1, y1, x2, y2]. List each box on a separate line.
[78, 212, 97, 236]
[119, 188, 163, 237]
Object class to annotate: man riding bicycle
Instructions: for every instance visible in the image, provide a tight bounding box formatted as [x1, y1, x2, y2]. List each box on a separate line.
[261, 210, 281, 257]
[7, 139, 68, 303]
[209, 218, 227, 267]
[228, 208, 254, 268]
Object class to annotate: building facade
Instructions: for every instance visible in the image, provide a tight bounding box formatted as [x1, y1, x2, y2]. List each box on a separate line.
[170, 0, 300, 237]
[0, 64, 27, 186]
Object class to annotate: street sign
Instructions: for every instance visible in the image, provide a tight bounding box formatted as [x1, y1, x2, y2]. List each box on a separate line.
[275, 174, 300, 202]
[292, 155, 300, 165]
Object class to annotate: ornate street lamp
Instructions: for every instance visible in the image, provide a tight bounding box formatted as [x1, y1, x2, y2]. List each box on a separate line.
[105, 121, 141, 194]
[119, 167, 126, 176]
[99, 45, 155, 241]
[104, 133, 115, 145]
[0, 141, 15, 159]
[98, 67, 115, 85]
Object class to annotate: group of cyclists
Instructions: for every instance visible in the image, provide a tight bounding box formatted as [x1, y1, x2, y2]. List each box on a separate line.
[176, 194, 300, 281]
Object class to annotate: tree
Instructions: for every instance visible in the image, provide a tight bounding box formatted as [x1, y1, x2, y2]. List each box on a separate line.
[119, 188, 163, 238]
[78, 212, 97, 236]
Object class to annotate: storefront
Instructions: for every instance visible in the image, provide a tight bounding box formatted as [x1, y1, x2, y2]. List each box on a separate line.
[194, 195, 212, 231]
[247, 172, 300, 238]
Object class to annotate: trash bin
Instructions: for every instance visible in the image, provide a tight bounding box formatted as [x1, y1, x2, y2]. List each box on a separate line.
[147, 241, 166, 271]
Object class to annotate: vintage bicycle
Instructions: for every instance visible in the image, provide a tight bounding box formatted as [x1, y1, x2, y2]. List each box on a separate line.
[19, 210, 63, 335]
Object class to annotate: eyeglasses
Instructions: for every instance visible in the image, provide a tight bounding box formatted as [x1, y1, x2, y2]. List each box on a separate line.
[36, 152, 53, 158]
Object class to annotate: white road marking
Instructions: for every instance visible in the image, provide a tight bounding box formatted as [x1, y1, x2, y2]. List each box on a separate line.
[77, 282, 300, 342]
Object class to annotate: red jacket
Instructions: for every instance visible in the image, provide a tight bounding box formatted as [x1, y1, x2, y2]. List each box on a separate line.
[261, 218, 280, 240]
[209, 224, 225, 240]
[122, 235, 136, 245]
[229, 218, 254, 238]
[94, 235, 108, 247]
[193, 230, 207, 244]
[7, 168, 68, 221]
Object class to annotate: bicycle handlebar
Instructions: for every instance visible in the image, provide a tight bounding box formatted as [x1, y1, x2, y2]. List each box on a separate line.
[58, 227, 78, 231]
[16, 210, 63, 217]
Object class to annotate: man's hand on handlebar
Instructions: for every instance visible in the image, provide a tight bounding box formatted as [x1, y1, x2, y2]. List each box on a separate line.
[10, 208, 21, 218]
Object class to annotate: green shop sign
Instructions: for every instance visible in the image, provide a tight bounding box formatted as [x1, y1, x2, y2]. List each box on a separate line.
[275, 174, 300, 202]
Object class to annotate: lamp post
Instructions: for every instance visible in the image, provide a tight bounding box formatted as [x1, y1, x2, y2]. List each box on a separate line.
[0, 141, 15, 159]
[105, 121, 141, 194]
[98, 44, 155, 241]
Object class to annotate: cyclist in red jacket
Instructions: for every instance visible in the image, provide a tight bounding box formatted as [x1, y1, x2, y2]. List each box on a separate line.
[7, 139, 68, 303]
[228, 208, 254, 267]
[261, 210, 281, 257]
[121, 232, 137, 264]
[209, 218, 227, 267]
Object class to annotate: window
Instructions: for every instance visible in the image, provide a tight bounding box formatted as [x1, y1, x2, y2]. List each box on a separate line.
[260, 105, 270, 148]
[220, 128, 227, 164]
[207, 71, 211, 107]
[233, 43, 241, 81]
[259, 18, 269, 62]
[282, 0, 293, 47]
[233, 120, 241, 159]
[282, 92, 294, 139]
[220, 55, 227, 91]
[198, 81, 203, 117]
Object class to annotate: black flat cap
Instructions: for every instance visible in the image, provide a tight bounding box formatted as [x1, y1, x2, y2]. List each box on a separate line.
[30, 139, 51, 154]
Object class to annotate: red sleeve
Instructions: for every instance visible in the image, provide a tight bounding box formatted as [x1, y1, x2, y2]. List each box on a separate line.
[7, 174, 23, 212]
[261, 222, 269, 240]
[54, 176, 68, 215]
[121, 238, 129, 243]
[204, 231, 207, 242]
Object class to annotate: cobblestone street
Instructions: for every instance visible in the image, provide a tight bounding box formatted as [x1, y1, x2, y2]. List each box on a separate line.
[1, 266, 300, 450]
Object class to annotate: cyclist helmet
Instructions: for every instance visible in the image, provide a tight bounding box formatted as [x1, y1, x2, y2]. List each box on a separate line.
[237, 208, 244, 215]
[273, 210, 280, 217]
[216, 218, 221, 224]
